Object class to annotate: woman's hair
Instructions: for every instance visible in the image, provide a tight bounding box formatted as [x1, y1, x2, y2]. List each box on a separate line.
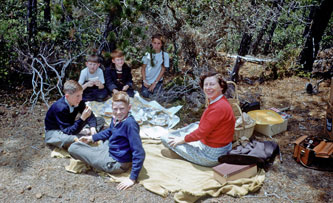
[199, 70, 228, 94]
[112, 91, 130, 105]
[63, 80, 83, 95]
[150, 33, 165, 67]
[86, 55, 99, 63]
[111, 49, 125, 59]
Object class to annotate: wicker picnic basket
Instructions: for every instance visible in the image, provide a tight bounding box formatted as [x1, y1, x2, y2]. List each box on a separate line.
[226, 81, 241, 117]
[226, 81, 256, 141]
[233, 103, 256, 141]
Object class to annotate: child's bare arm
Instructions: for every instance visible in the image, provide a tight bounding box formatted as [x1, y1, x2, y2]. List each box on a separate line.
[141, 64, 150, 88]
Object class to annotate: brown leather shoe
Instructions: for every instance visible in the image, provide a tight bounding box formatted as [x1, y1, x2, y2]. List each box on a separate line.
[161, 148, 184, 160]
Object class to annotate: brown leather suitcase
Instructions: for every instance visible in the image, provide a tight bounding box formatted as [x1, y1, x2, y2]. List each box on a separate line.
[293, 136, 333, 166]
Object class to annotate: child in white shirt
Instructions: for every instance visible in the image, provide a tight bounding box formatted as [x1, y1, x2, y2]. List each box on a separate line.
[78, 55, 108, 102]
[141, 34, 169, 99]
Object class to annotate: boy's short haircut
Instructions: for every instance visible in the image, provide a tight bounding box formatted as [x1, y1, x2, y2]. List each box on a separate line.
[86, 55, 99, 63]
[112, 91, 130, 105]
[111, 49, 125, 59]
[63, 80, 83, 95]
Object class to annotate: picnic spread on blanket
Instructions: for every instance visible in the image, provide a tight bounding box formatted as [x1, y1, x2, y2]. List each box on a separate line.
[50, 91, 268, 202]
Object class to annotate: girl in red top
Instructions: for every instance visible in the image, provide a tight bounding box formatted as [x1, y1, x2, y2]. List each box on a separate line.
[161, 70, 235, 166]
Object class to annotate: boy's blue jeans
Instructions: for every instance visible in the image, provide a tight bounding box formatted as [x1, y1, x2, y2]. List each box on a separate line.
[141, 81, 163, 98]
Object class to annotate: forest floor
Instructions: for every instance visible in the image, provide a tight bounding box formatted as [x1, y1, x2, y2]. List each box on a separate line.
[0, 67, 333, 202]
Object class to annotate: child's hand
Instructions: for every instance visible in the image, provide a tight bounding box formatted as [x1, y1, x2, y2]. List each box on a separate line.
[148, 82, 156, 92]
[113, 89, 119, 94]
[143, 80, 150, 88]
[94, 80, 101, 86]
[90, 127, 97, 135]
[122, 85, 129, 91]
[94, 81, 104, 89]
[81, 106, 92, 121]
[117, 178, 135, 190]
[79, 135, 93, 144]
[86, 81, 95, 87]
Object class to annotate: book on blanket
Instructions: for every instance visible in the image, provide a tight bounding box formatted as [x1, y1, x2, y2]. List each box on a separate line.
[212, 163, 257, 185]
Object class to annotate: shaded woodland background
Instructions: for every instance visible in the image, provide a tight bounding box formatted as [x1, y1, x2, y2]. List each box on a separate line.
[0, 0, 332, 106]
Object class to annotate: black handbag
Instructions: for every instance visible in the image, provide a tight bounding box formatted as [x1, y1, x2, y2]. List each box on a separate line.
[218, 140, 280, 171]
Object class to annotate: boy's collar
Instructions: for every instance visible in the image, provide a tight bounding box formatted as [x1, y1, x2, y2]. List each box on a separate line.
[64, 97, 75, 113]
[115, 66, 123, 71]
[112, 113, 131, 126]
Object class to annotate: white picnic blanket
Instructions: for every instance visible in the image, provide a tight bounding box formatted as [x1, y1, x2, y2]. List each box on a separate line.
[86, 91, 182, 139]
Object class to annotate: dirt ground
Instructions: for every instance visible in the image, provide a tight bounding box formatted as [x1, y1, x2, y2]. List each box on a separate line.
[0, 76, 333, 203]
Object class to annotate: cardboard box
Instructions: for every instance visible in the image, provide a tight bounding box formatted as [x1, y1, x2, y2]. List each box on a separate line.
[254, 119, 288, 137]
[325, 103, 333, 139]
[248, 110, 288, 137]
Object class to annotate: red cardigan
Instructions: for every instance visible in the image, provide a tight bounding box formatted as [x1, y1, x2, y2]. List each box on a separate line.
[184, 96, 235, 148]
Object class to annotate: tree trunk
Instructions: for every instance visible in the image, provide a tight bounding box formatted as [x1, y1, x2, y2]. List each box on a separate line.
[103, 13, 118, 52]
[100, 15, 118, 63]
[27, 0, 37, 50]
[263, 20, 278, 55]
[238, 33, 252, 56]
[263, 0, 284, 55]
[42, 0, 51, 32]
[299, 0, 333, 72]
[302, 5, 316, 37]
[99, 5, 123, 67]
[230, 33, 252, 82]
[230, 56, 244, 82]
[251, 18, 270, 55]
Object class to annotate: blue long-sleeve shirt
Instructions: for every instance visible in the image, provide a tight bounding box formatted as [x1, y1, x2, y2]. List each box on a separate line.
[44, 97, 97, 135]
[92, 115, 145, 180]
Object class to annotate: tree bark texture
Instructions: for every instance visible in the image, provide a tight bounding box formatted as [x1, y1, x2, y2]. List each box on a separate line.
[27, 0, 37, 48]
[238, 33, 252, 56]
[251, 18, 270, 55]
[230, 56, 244, 82]
[263, 0, 284, 55]
[43, 0, 51, 32]
[299, 0, 333, 72]
[231, 33, 252, 82]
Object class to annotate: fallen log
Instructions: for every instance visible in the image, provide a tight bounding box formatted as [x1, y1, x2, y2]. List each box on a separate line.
[218, 52, 277, 64]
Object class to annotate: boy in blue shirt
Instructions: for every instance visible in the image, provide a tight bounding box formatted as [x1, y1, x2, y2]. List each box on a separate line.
[78, 55, 108, 102]
[44, 80, 104, 149]
[68, 91, 145, 190]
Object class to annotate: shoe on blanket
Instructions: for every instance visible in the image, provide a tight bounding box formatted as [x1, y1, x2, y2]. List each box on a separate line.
[161, 148, 184, 160]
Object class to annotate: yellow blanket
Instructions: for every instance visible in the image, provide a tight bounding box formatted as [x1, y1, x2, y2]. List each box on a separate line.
[51, 95, 264, 202]
[60, 141, 265, 202]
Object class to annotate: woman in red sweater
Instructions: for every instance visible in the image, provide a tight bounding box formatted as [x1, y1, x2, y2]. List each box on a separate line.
[161, 70, 235, 166]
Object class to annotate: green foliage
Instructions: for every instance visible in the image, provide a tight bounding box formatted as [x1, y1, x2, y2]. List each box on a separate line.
[0, 0, 149, 90]
[0, 0, 331, 91]
[296, 70, 312, 78]
[264, 48, 301, 80]
[321, 17, 333, 49]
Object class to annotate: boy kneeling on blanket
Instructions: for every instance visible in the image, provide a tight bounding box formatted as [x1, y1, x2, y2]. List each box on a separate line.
[68, 91, 145, 190]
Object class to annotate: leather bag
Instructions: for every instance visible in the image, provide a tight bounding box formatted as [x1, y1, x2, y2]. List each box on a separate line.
[293, 136, 333, 167]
